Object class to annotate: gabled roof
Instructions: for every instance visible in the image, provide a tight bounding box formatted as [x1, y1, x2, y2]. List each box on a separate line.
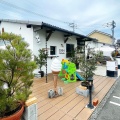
[0, 19, 97, 42]
[88, 30, 112, 38]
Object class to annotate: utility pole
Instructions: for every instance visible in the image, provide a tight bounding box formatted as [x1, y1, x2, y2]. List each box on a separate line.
[111, 20, 116, 44]
[103, 20, 116, 45]
[69, 22, 77, 32]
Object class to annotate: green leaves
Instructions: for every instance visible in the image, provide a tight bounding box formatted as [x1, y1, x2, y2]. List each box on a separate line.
[79, 49, 103, 81]
[34, 49, 48, 71]
[0, 32, 37, 117]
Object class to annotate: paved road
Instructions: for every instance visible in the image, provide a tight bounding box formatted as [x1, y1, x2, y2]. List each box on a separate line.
[89, 77, 120, 120]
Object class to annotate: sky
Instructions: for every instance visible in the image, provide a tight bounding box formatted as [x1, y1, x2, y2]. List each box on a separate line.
[0, 0, 120, 40]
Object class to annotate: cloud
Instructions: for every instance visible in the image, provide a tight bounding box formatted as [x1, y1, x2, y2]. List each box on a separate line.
[0, 0, 120, 39]
[6, 11, 23, 19]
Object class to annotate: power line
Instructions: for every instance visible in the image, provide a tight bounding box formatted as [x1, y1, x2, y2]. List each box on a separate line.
[0, 0, 69, 24]
[0, 0, 93, 33]
[0, 0, 113, 36]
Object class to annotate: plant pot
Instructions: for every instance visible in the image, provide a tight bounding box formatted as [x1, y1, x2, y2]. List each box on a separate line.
[38, 71, 44, 77]
[81, 81, 89, 88]
[0, 104, 24, 120]
[76, 63, 79, 69]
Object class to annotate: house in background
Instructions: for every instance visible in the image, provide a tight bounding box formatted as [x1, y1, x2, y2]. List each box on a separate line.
[86, 30, 113, 49]
[0, 19, 95, 74]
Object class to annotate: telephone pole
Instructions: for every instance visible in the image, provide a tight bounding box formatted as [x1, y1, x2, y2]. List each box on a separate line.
[69, 22, 77, 32]
[111, 20, 116, 44]
[103, 20, 116, 45]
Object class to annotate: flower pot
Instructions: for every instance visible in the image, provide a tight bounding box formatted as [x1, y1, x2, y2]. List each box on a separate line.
[76, 63, 79, 69]
[81, 81, 89, 88]
[0, 104, 24, 120]
[38, 71, 44, 77]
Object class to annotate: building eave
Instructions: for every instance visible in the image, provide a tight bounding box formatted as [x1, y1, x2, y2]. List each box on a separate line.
[0, 19, 42, 26]
[41, 22, 95, 42]
[0, 19, 96, 42]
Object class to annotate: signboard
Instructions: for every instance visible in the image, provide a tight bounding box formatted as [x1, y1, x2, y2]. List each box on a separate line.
[59, 49, 65, 54]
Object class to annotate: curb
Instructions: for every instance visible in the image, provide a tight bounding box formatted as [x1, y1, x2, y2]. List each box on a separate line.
[89, 76, 120, 120]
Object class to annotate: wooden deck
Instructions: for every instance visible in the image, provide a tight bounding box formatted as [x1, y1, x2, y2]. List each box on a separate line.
[31, 73, 116, 120]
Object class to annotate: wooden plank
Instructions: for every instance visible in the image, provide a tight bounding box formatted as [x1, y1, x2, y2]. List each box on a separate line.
[55, 93, 78, 109]
[67, 77, 113, 118]
[37, 103, 53, 116]
[31, 74, 115, 120]
[75, 78, 115, 120]
[49, 83, 80, 106]
[75, 107, 93, 120]
[38, 106, 58, 120]
[61, 95, 84, 113]
[47, 110, 65, 120]
[60, 114, 74, 120]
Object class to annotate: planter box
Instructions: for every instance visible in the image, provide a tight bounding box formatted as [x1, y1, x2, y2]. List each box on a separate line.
[106, 61, 118, 77]
[116, 57, 120, 69]
[34, 72, 41, 78]
[22, 103, 37, 120]
[76, 87, 89, 97]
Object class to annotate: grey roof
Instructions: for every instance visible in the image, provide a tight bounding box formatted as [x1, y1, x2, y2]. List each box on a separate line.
[41, 22, 97, 41]
[0, 19, 96, 41]
[0, 19, 42, 26]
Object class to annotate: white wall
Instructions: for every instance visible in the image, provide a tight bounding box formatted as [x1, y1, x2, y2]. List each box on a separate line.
[33, 30, 77, 73]
[0, 22, 34, 51]
[0, 21, 77, 74]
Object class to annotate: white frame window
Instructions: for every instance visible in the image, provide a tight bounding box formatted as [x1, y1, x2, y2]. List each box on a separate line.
[50, 46, 56, 55]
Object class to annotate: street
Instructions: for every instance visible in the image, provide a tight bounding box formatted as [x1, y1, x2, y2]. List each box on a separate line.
[90, 77, 120, 120]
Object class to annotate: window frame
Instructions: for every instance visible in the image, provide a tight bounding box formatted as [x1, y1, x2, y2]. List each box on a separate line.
[50, 46, 56, 55]
[66, 44, 74, 58]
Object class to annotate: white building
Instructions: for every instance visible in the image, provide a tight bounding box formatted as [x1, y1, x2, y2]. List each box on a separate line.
[0, 19, 95, 74]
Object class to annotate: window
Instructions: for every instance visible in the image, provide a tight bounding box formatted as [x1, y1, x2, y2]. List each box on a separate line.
[50, 46, 56, 55]
[66, 44, 74, 58]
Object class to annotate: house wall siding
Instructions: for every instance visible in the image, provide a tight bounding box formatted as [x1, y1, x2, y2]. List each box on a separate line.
[89, 32, 112, 45]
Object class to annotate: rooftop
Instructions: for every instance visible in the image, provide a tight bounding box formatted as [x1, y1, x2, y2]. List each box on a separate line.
[0, 19, 96, 42]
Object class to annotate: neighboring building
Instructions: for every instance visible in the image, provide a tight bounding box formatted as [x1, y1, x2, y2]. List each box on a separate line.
[87, 30, 113, 49]
[116, 39, 120, 47]
[0, 19, 94, 74]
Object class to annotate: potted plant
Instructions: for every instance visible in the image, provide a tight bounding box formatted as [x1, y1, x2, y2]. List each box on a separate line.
[34, 49, 48, 77]
[0, 32, 37, 119]
[79, 48, 103, 87]
[68, 46, 80, 69]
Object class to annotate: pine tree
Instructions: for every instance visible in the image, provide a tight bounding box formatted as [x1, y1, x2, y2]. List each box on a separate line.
[0, 32, 37, 117]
